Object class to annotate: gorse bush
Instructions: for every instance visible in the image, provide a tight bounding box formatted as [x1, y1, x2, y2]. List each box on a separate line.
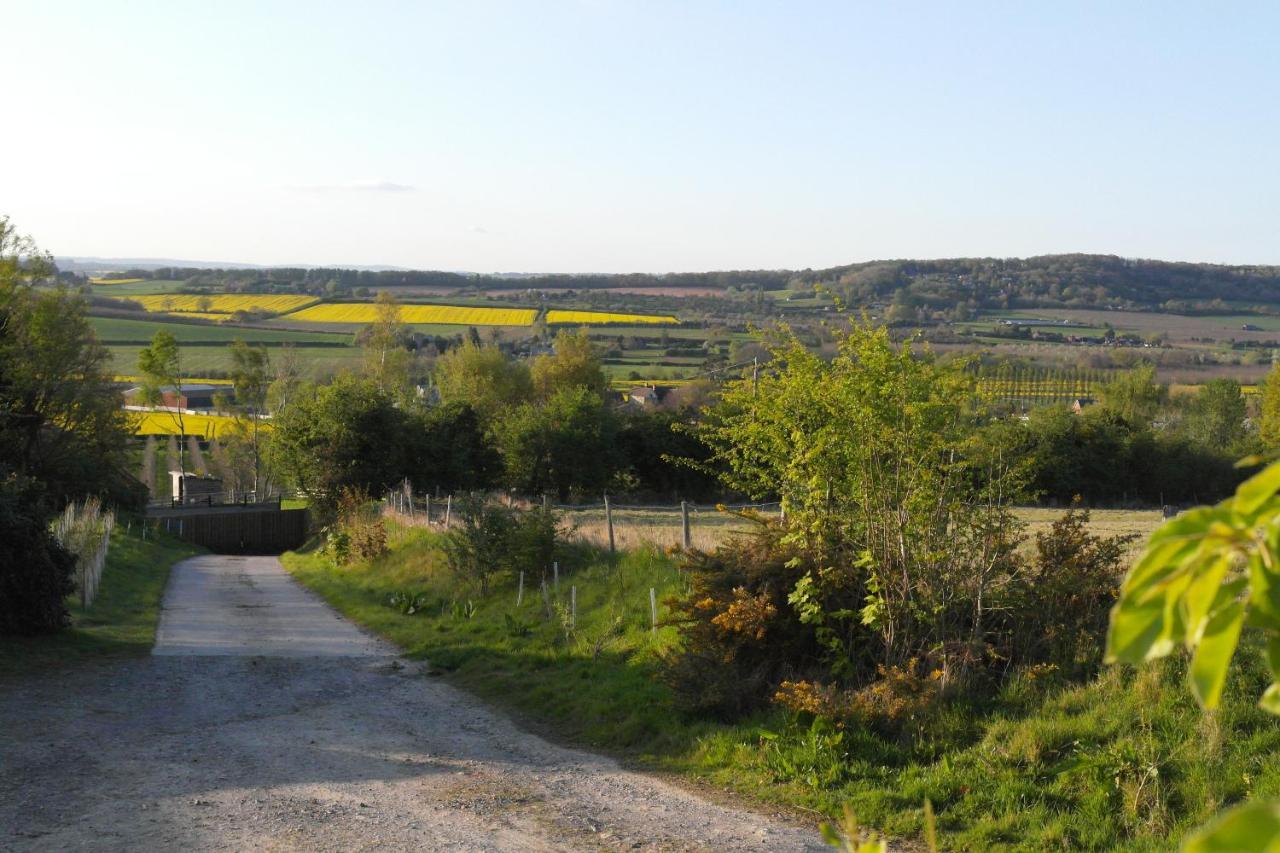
[661, 520, 822, 717]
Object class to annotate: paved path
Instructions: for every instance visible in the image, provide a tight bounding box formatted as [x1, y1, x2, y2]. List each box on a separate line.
[1, 555, 821, 851]
[154, 555, 391, 657]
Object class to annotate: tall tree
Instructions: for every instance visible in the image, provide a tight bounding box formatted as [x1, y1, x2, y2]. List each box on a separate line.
[530, 329, 609, 401]
[229, 339, 270, 494]
[137, 331, 187, 482]
[1260, 362, 1280, 448]
[361, 289, 412, 393]
[0, 217, 137, 507]
[1097, 363, 1167, 424]
[434, 341, 532, 422]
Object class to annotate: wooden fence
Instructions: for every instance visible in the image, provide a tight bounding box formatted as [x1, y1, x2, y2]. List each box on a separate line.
[147, 505, 309, 554]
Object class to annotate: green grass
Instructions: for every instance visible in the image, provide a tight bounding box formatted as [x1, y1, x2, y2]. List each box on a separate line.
[106, 343, 364, 376]
[88, 279, 191, 295]
[283, 523, 1280, 851]
[91, 315, 353, 344]
[0, 526, 200, 677]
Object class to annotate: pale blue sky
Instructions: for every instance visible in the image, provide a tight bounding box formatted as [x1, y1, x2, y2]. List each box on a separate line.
[3, 1, 1277, 271]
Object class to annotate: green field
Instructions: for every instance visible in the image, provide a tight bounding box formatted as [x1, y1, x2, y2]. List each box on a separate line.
[91, 315, 353, 344]
[87, 279, 193, 296]
[106, 344, 364, 376]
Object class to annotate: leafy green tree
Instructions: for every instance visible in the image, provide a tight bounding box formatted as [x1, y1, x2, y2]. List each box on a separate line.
[0, 217, 137, 508]
[227, 340, 271, 494]
[696, 321, 1021, 675]
[530, 329, 608, 401]
[494, 385, 618, 500]
[402, 402, 498, 493]
[1184, 378, 1248, 450]
[1258, 363, 1280, 449]
[137, 331, 187, 481]
[268, 375, 408, 517]
[361, 289, 412, 394]
[1097, 363, 1167, 424]
[434, 341, 532, 422]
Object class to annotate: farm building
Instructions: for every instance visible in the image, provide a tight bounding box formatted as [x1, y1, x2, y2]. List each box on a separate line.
[123, 383, 234, 412]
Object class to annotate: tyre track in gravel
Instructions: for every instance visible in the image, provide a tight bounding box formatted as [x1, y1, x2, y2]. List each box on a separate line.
[1, 555, 821, 851]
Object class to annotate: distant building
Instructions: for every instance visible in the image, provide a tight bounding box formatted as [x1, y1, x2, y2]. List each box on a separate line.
[627, 386, 661, 408]
[169, 471, 224, 504]
[124, 383, 233, 412]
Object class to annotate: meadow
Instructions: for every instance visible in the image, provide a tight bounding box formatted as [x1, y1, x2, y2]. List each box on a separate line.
[105, 343, 364, 377]
[91, 315, 351, 344]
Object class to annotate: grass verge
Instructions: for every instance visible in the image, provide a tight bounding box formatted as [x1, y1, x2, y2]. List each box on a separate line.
[282, 525, 1280, 851]
[0, 525, 200, 677]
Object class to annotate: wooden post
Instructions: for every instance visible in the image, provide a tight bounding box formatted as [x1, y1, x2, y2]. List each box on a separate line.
[541, 579, 552, 619]
[650, 588, 658, 634]
[570, 585, 577, 630]
[681, 500, 691, 550]
[445, 494, 452, 527]
[542, 493, 549, 514]
[553, 561, 559, 595]
[517, 571, 524, 607]
[424, 494, 431, 524]
[604, 494, 615, 554]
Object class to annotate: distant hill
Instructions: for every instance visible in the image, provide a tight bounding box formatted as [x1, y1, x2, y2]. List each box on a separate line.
[61, 253, 1280, 313]
[57, 256, 411, 273]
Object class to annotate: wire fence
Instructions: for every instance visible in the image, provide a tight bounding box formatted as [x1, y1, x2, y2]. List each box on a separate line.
[381, 484, 782, 553]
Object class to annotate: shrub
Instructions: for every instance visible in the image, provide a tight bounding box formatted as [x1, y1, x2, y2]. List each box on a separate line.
[324, 488, 387, 566]
[1001, 504, 1133, 675]
[0, 476, 76, 635]
[661, 522, 822, 717]
[441, 496, 517, 594]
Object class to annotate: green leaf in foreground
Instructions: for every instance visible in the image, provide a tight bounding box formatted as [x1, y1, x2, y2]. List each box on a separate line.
[1183, 799, 1280, 853]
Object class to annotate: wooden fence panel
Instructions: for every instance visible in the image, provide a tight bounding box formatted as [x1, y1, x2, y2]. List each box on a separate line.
[151, 508, 309, 554]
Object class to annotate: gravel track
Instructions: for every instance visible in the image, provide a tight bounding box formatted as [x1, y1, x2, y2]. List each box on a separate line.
[0, 555, 821, 851]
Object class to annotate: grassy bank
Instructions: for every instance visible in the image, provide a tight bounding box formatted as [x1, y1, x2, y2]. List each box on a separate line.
[282, 526, 1280, 850]
[0, 526, 199, 677]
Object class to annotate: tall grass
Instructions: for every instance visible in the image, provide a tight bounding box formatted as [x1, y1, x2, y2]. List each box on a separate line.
[51, 498, 115, 608]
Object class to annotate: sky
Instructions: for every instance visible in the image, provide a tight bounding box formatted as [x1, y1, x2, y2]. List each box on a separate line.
[2, 1, 1279, 272]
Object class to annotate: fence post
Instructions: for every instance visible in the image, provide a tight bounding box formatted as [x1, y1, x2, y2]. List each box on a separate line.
[542, 494, 549, 514]
[517, 571, 524, 607]
[553, 561, 559, 595]
[681, 500, 691, 550]
[541, 579, 552, 619]
[604, 494, 615, 554]
[650, 587, 658, 634]
[424, 494, 431, 524]
[571, 585, 576, 630]
[445, 494, 452, 527]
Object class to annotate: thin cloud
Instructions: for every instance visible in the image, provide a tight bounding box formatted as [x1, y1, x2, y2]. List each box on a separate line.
[286, 179, 415, 193]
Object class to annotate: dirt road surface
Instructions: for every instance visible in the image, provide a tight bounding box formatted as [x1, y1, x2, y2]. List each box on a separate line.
[1, 555, 821, 851]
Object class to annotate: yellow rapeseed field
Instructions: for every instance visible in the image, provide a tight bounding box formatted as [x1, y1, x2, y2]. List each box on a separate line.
[89, 277, 147, 285]
[133, 411, 262, 438]
[283, 303, 537, 325]
[110, 294, 319, 316]
[545, 310, 678, 325]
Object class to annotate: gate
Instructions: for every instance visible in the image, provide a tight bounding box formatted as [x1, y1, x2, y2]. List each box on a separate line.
[147, 505, 309, 554]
